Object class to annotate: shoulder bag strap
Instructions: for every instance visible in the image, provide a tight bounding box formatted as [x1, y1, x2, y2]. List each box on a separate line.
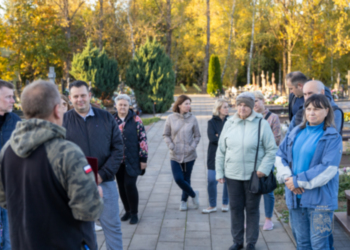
[254, 118, 262, 171]
[264, 111, 272, 121]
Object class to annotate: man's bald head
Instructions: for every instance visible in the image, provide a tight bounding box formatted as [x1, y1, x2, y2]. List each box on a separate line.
[21, 80, 61, 120]
[303, 80, 325, 101]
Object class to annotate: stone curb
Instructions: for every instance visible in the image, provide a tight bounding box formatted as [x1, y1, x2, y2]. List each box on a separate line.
[274, 208, 296, 247]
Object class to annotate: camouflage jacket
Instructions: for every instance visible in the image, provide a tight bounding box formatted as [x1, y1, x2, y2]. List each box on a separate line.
[0, 119, 103, 249]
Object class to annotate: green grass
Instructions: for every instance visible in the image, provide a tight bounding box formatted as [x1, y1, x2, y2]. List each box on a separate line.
[142, 117, 160, 126]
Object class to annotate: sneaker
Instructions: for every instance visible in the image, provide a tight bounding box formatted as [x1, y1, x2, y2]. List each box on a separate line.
[94, 223, 103, 232]
[192, 191, 199, 209]
[129, 214, 139, 224]
[179, 201, 188, 211]
[221, 205, 229, 212]
[120, 212, 131, 221]
[263, 219, 274, 231]
[202, 207, 217, 214]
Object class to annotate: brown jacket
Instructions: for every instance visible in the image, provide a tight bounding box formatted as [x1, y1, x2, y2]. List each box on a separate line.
[163, 112, 201, 163]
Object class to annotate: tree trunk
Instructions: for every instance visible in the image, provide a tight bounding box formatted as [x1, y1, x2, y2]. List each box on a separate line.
[166, 0, 172, 57]
[127, 0, 135, 58]
[287, 37, 292, 74]
[221, 0, 236, 82]
[99, 0, 104, 51]
[282, 40, 287, 95]
[247, 0, 256, 84]
[233, 68, 239, 87]
[202, 0, 210, 91]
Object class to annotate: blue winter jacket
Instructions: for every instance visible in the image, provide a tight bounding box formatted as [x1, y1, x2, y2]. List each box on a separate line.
[275, 125, 342, 210]
[0, 112, 21, 151]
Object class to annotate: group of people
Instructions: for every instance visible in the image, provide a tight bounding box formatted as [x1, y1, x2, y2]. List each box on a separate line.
[0, 79, 149, 250]
[0, 70, 344, 250]
[164, 71, 343, 250]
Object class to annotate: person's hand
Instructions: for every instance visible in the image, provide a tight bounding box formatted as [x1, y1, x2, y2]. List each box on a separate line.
[215, 134, 218, 137]
[293, 188, 304, 195]
[98, 186, 103, 198]
[218, 178, 225, 184]
[97, 174, 103, 185]
[285, 177, 295, 191]
[140, 162, 147, 170]
[257, 171, 265, 178]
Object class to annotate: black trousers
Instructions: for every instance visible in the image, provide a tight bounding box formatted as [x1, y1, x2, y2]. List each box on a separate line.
[226, 178, 262, 245]
[116, 163, 139, 214]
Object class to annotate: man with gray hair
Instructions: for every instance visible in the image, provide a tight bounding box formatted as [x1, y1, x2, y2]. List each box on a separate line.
[0, 80, 103, 249]
[288, 80, 344, 134]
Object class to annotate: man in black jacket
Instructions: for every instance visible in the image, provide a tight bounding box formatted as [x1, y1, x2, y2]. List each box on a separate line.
[0, 80, 103, 250]
[63, 81, 123, 249]
[286, 71, 308, 121]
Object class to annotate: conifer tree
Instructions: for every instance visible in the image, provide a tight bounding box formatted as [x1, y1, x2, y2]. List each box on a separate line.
[126, 39, 175, 113]
[207, 55, 222, 96]
[70, 39, 119, 99]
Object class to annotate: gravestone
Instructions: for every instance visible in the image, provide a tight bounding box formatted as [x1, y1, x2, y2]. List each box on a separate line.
[266, 71, 270, 88]
[256, 74, 260, 88]
[48, 67, 56, 84]
[25, 80, 29, 86]
[336, 73, 341, 91]
[278, 83, 282, 96]
[346, 70, 350, 97]
[261, 71, 266, 90]
[252, 72, 255, 88]
[272, 73, 276, 94]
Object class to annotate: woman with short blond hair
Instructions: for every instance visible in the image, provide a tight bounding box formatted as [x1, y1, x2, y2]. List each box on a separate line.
[202, 99, 229, 214]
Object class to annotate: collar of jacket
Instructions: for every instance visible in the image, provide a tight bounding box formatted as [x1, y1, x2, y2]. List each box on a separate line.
[174, 112, 192, 119]
[288, 124, 339, 145]
[230, 110, 262, 123]
[114, 109, 136, 122]
[212, 115, 228, 121]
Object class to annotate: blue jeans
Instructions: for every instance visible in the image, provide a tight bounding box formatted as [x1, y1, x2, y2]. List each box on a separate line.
[171, 160, 196, 202]
[99, 181, 123, 250]
[290, 200, 334, 250]
[207, 169, 228, 207]
[0, 207, 11, 250]
[263, 192, 275, 218]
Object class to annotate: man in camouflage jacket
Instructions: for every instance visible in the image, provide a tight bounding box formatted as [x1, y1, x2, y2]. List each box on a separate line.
[0, 80, 103, 250]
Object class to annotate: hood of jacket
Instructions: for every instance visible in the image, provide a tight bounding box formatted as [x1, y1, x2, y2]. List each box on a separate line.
[324, 86, 339, 107]
[10, 119, 66, 158]
[212, 115, 228, 122]
[114, 109, 136, 122]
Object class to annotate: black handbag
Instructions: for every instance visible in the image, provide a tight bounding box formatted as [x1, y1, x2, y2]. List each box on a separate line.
[248, 118, 277, 194]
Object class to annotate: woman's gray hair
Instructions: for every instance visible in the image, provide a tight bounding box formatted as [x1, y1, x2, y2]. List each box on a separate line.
[114, 94, 131, 105]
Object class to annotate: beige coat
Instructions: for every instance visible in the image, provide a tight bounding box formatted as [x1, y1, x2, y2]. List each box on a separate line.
[163, 112, 201, 163]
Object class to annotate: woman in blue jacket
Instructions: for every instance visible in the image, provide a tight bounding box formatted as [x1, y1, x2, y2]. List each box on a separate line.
[276, 94, 342, 250]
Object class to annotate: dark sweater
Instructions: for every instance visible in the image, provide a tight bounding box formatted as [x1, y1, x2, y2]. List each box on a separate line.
[63, 107, 124, 182]
[0, 112, 21, 150]
[207, 115, 228, 170]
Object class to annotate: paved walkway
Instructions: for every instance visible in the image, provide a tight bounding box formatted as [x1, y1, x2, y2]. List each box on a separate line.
[97, 94, 350, 250]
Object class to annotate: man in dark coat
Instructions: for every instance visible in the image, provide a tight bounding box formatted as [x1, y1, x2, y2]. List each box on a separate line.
[0, 80, 21, 250]
[63, 81, 124, 249]
[286, 71, 308, 121]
